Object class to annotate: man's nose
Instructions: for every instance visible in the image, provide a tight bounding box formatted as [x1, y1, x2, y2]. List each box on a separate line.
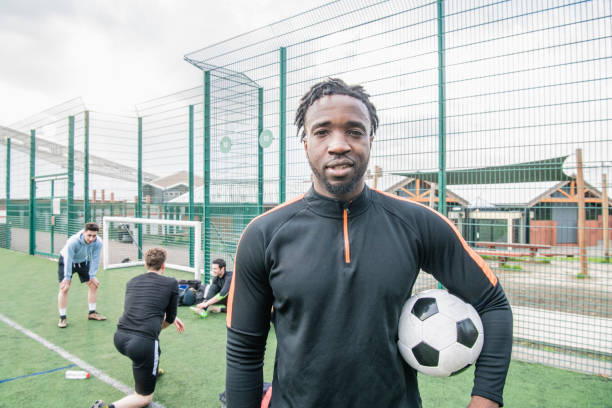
[327, 131, 351, 154]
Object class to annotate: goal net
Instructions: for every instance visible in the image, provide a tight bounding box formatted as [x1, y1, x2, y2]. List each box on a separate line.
[102, 216, 202, 280]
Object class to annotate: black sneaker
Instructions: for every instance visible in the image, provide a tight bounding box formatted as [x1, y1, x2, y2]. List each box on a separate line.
[90, 400, 107, 408]
[58, 317, 67, 328]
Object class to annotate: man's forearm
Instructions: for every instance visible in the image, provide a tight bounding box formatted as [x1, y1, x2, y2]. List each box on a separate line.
[226, 327, 267, 408]
[472, 295, 512, 406]
[203, 294, 223, 308]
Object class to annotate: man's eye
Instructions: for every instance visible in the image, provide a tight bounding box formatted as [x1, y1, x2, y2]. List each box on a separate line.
[347, 130, 364, 136]
[314, 129, 328, 136]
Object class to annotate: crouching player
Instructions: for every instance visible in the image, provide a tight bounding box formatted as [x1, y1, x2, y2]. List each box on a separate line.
[91, 247, 184, 408]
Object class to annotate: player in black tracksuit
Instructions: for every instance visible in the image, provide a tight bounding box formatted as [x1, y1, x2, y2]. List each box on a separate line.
[91, 247, 185, 408]
[225, 79, 512, 408]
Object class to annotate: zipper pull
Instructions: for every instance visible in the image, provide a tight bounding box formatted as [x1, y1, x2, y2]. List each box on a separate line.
[342, 201, 351, 214]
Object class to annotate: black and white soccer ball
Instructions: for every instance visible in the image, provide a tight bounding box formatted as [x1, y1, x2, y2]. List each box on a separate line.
[397, 289, 484, 377]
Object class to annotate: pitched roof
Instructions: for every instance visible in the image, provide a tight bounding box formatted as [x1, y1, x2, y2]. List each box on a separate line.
[146, 171, 203, 190]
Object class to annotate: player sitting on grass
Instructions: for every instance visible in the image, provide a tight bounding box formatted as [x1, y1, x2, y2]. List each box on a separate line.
[91, 247, 184, 408]
[190, 258, 233, 317]
[57, 222, 106, 328]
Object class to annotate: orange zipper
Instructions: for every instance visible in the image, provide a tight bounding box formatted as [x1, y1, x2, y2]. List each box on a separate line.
[343, 208, 350, 263]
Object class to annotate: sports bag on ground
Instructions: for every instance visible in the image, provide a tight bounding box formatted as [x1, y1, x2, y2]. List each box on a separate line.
[177, 279, 201, 306]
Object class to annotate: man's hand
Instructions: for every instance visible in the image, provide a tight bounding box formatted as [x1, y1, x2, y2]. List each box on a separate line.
[174, 317, 185, 333]
[87, 277, 100, 289]
[195, 301, 207, 310]
[59, 279, 71, 291]
[467, 396, 499, 408]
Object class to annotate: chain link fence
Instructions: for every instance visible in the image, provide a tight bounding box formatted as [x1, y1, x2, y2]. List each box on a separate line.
[1, 0, 610, 377]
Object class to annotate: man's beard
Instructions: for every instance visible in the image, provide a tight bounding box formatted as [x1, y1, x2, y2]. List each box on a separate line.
[310, 156, 369, 198]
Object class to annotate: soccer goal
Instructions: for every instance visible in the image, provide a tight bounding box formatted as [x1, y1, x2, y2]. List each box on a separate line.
[102, 216, 203, 280]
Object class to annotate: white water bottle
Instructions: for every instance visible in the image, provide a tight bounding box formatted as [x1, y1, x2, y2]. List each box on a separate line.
[65, 370, 90, 379]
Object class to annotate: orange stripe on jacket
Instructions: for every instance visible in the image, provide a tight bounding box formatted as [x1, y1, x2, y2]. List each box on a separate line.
[373, 189, 498, 287]
[227, 194, 305, 328]
[343, 209, 350, 263]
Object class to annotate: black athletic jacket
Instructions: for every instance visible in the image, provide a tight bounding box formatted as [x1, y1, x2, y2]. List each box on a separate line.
[226, 185, 512, 407]
[117, 272, 179, 340]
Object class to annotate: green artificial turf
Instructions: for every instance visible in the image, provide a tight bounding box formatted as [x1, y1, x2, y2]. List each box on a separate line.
[0, 248, 610, 407]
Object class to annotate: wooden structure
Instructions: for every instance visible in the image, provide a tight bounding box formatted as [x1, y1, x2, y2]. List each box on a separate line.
[385, 177, 468, 208]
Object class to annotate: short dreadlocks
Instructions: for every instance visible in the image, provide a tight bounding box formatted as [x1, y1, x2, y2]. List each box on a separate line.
[294, 78, 379, 142]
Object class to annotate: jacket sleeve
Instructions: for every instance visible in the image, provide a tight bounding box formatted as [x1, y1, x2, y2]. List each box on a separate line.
[88, 241, 103, 278]
[226, 223, 274, 408]
[164, 280, 179, 324]
[63, 241, 75, 280]
[418, 208, 513, 406]
[217, 272, 233, 300]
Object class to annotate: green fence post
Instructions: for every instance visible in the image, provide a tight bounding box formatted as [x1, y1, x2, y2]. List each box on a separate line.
[279, 47, 287, 204]
[258, 87, 264, 214]
[50, 179, 55, 254]
[29, 129, 35, 255]
[137, 116, 143, 260]
[189, 104, 195, 268]
[67, 116, 75, 236]
[436, 0, 447, 216]
[5, 137, 10, 249]
[203, 71, 211, 283]
[84, 110, 90, 222]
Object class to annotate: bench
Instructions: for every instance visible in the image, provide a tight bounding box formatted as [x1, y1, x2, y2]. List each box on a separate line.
[475, 251, 529, 267]
[475, 241, 551, 261]
[540, 252, 574, 258]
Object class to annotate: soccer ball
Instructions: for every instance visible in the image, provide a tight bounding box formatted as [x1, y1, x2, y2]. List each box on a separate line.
[397, 289, 484, 377]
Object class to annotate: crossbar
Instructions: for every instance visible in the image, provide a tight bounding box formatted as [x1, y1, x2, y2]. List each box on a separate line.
[33, 172, 69, 181]
[102, 216, 203, 280]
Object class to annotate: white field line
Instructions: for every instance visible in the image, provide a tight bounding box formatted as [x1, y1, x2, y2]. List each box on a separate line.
[0, 313, 166, 408]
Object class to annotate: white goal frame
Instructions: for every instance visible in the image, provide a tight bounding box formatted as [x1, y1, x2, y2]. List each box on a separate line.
[103, 216, 203, 280]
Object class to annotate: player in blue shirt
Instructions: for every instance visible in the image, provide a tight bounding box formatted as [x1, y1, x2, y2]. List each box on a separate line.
[57, 222, 106, 328]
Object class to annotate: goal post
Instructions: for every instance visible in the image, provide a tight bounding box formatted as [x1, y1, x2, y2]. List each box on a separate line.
[103, 216, 203, 280]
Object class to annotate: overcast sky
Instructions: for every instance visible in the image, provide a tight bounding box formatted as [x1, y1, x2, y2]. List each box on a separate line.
[0, 0, 329, 124]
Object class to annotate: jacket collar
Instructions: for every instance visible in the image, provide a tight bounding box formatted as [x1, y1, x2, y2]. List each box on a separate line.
[305, 184, 372, 218]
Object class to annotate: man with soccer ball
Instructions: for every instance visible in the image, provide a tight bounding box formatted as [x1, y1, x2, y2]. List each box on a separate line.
[56, 222, 106, 328]
[225, 78, 513, 407]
